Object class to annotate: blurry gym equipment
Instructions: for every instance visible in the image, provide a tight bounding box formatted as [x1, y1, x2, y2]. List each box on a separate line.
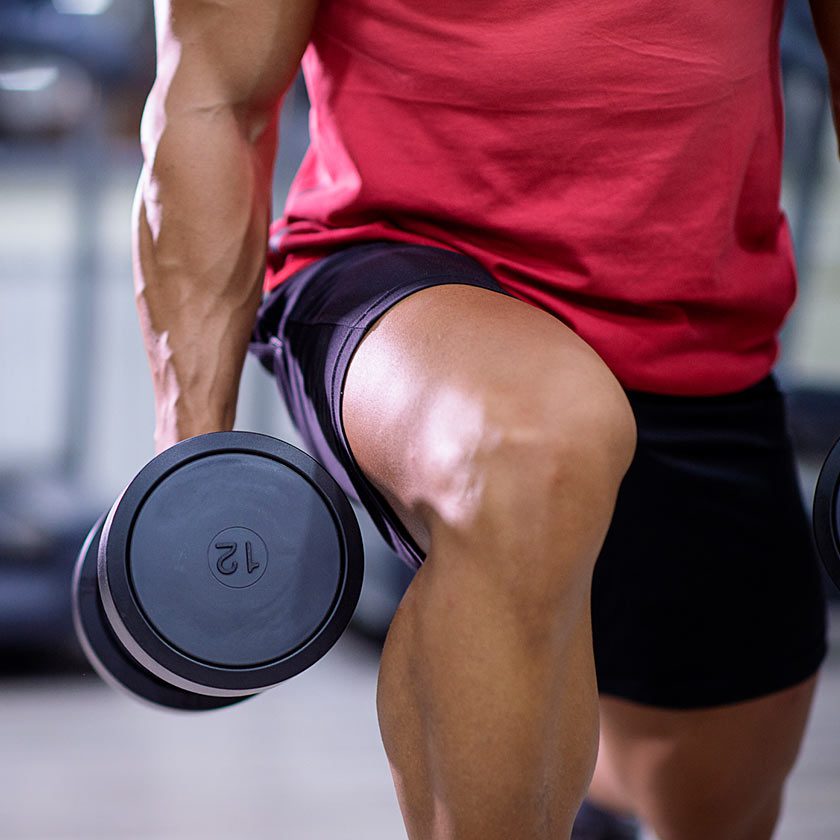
[0, 0, 153, 663]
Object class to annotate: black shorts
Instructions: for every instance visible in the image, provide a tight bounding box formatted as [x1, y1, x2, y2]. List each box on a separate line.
[249, 241, 828, 709]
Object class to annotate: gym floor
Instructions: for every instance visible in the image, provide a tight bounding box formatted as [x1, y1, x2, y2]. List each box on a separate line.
[2, 84, 840, 840]
[0, 610, 836, 839]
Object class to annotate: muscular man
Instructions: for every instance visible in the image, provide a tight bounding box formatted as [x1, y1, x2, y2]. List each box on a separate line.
[133, 1, 839, 838]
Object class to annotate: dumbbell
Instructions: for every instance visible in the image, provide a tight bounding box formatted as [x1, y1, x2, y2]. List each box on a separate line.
[72, 432, 364, 711]
[814, 436, 840, 591]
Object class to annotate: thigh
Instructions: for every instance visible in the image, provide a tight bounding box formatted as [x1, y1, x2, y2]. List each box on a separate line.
[250, 241, 514, 568]
[252, 239, 632, 571]
[341, 282, 630, 557]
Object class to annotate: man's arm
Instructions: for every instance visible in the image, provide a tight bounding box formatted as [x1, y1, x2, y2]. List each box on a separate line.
[134, 0, 319, 453]
[809, 0, 840, 150]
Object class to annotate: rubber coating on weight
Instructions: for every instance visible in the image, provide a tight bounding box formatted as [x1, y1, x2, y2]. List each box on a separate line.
[97, 432, 364, 696]
[72, 516, 247, 711]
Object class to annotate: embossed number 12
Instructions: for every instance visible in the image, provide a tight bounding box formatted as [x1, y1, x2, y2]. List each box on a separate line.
[215, 542, 260, 576]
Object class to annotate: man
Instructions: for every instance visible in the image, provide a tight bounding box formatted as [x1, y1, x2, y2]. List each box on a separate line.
[132, 1, 838, 837]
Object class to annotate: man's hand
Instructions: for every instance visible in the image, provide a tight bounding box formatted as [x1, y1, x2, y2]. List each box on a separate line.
[133, 0, 320, 453]
[809, 0, 840, 152]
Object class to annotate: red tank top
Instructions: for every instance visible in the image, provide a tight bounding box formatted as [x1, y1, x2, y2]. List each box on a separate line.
[267, 0, 794, 395]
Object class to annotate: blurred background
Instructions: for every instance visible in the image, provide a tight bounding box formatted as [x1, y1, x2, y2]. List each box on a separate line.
[0, 0, 838, 837]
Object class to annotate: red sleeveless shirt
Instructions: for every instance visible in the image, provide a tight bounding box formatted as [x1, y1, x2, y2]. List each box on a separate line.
[267, 0, 794, 395]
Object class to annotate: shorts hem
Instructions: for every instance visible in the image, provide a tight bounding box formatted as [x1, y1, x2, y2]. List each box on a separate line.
[596, 640, 828, 709]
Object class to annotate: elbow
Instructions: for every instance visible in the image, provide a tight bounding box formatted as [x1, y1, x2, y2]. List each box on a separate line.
[140, 82, 277, 169]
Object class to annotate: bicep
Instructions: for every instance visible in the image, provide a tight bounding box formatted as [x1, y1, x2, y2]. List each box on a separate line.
[135, 0, 319, 285]
[150, 0, 319, 121]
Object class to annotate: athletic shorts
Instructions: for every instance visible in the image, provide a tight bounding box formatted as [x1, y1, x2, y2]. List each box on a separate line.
[249, 240, 828, 709]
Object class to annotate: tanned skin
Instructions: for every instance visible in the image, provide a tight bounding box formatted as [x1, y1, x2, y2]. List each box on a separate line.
[133, 0, 318, 454]
[136, 2, 840, 838]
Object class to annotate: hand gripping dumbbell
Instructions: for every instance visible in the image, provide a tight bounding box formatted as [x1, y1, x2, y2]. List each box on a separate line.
[814, 436, 840, 592]
[72, 432, 363, 711]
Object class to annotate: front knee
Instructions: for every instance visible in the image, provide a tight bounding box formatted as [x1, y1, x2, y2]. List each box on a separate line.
[474, 380, 634, 529]
[471, 369, 633, 523]
[423, 373, 636, 605]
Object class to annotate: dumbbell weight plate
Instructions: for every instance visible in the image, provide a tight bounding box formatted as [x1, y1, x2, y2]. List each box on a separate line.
[97, 432, 364, 697]
[72, 516, 247, 710]
[814, 436, 840, 591]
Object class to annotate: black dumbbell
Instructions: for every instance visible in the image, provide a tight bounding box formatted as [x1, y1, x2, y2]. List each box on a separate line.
[814, 436, 840, 591]
[72, 432, 364, 711]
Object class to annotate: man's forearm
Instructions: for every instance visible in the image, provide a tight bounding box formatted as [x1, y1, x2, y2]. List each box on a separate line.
[132, 94, 277, 451]
[133, 0, 318, 451]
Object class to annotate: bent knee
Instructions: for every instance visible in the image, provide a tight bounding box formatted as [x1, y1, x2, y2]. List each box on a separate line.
[431, 370, 635, 529]
[419, 369, 635, 606]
